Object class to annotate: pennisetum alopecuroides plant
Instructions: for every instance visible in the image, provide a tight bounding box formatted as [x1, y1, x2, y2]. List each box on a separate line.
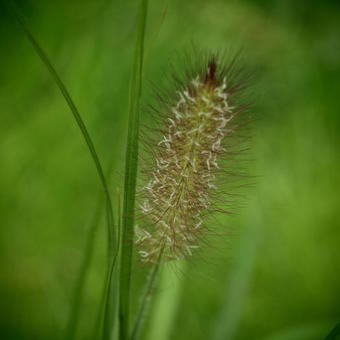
[5, 0, 339, 337]
[7, 0, 252, 339]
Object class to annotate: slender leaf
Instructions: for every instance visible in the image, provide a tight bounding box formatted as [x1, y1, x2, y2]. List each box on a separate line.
[119, 0, 148, 339]
[4, 3, 121, 338]
[102, 188, 122, 340]
[66, 192, 103, 340]
[5, 0, 116, 255]
[66, 156, 117, 340]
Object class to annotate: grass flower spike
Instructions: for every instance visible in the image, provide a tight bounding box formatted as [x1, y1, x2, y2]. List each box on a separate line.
[137, 54, 249, 263]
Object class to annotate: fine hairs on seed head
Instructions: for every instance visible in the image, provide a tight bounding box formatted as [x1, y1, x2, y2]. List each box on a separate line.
[136, 51, 251, 263]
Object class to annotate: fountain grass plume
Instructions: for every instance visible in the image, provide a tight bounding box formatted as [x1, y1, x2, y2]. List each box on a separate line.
[136, 51, 251, 263]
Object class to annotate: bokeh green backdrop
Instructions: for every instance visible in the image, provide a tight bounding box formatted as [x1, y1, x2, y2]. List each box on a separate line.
[0, 0, 340, 339]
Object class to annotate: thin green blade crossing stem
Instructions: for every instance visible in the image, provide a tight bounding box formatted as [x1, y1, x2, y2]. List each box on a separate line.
[5, 0, 116, 255]
[119, 0, 148, 339]
[102, 188, 122, 340]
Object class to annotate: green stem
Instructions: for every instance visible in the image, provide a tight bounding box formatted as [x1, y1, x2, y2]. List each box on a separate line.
[119, 0, 148, 338]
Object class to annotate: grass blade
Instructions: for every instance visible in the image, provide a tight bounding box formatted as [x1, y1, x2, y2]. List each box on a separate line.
[66, 156, 117, 340]
[4, 2, 121, 338]
[102, 188, 122, 340]
[66, 192, 103, 340]
[119, 0, 148, 339]
[5, 0, 116, 255]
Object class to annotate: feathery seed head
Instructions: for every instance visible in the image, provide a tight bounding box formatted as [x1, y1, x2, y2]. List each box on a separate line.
[136, 53, 250, 263]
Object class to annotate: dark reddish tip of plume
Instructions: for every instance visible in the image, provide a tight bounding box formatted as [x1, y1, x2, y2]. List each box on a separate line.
[204, 57, 217, 85]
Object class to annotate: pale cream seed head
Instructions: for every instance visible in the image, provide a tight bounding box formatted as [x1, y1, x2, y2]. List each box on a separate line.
[136, 60, 238, 263]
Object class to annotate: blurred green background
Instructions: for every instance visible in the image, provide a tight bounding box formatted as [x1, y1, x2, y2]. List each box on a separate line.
[1, 0, 340, 339]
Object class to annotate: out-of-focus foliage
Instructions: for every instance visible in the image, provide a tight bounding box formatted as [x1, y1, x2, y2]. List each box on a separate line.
[0, 0, 339, 339]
